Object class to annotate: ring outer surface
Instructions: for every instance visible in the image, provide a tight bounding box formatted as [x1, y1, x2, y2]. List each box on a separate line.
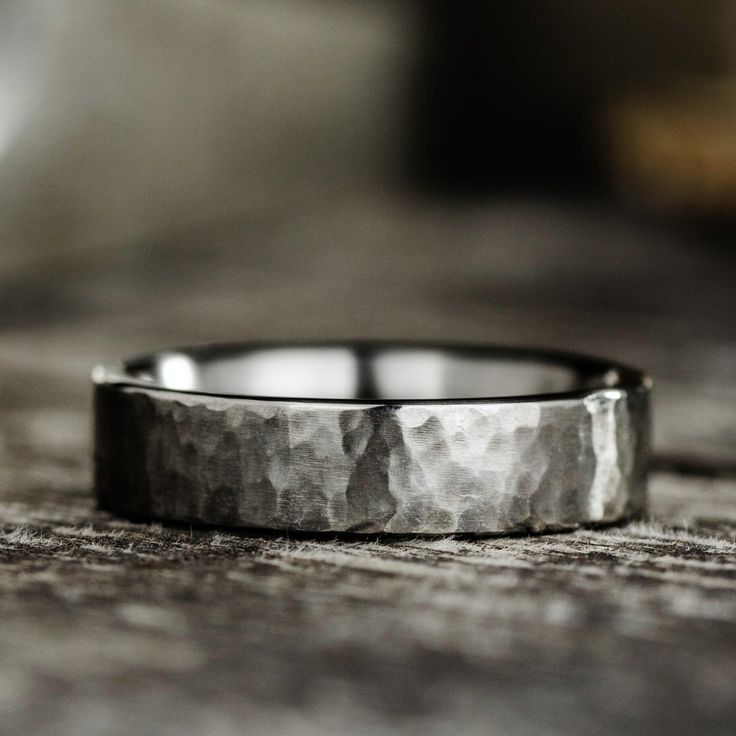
[93, 343, 651, 535]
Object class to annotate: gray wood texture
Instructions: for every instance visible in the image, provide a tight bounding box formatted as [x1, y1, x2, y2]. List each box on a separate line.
[1, 197, 735, 735]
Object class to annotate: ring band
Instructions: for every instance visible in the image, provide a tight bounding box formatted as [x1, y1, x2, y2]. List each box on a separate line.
[93, 343, 651, 534]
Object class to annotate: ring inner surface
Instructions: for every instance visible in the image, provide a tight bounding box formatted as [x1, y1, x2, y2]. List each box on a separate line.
[126, 347, 622, 401]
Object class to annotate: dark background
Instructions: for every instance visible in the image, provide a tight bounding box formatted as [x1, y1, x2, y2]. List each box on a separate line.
[417, 1, 730, 192]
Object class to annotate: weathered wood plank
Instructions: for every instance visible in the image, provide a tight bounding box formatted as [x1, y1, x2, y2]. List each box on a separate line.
[0, 198, 734, 735]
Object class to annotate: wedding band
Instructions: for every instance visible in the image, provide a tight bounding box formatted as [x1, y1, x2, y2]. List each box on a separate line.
[93, 343, 651, 534]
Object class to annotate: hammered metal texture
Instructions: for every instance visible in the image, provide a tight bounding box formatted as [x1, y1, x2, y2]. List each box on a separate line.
[94, 383, 650, 534]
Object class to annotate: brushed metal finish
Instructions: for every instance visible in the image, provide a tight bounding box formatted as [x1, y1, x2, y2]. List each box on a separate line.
[93, 344, 651, 534]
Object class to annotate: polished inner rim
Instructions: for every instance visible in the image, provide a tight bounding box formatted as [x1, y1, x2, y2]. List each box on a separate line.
[117, 344, 639, 401]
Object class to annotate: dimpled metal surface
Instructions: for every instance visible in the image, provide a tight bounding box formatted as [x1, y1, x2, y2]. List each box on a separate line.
[94, 375, 650, 534]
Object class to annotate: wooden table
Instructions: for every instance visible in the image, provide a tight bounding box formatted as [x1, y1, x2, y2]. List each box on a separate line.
[1, 196, 734, 735]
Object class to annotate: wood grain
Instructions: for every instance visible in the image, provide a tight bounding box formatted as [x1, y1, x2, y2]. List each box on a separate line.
[1, 197, 734, 735]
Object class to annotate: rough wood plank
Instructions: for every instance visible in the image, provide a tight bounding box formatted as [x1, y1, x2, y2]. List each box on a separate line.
[0, 198, 734, 735]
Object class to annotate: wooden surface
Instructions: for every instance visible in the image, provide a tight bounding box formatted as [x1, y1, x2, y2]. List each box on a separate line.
[1, 196, 735, 735]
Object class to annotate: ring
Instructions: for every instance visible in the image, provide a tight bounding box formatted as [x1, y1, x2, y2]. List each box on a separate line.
[93, 343, 651, 534]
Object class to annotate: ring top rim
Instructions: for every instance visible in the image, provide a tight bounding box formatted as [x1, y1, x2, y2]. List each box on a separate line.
[92, 340, 650, 406]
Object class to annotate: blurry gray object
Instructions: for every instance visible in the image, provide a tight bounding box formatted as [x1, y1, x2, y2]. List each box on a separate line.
[0, 0, 417, 271]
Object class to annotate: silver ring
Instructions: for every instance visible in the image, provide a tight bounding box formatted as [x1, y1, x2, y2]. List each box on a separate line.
[93, 343, 651, 534]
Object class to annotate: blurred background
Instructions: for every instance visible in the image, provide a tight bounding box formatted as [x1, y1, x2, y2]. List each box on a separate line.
[1, 0, 735, 465]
